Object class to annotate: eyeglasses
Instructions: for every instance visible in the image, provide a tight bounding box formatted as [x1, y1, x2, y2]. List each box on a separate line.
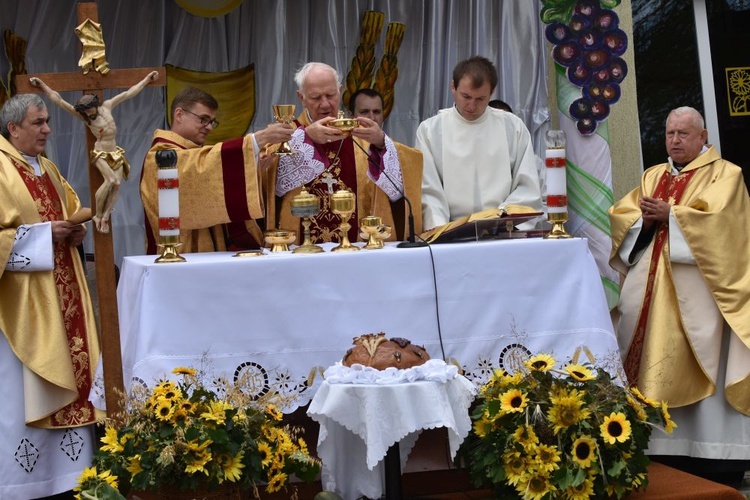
[181, 108, 219, 128]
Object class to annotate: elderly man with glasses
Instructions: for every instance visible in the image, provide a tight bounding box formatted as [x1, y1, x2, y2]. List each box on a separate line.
[140, 87, 293, 253]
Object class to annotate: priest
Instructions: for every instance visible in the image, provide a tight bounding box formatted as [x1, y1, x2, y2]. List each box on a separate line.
[267, 62, 422, 244]
[0, 94, 102, 497]
[141, 87, 293, 253]
[609, 106, 750, 485]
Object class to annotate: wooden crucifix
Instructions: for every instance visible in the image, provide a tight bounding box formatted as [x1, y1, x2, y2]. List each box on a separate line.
[15, 0, 165, 416]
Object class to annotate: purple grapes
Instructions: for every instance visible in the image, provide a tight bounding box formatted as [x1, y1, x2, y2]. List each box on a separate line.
[546, 3, 629, 135]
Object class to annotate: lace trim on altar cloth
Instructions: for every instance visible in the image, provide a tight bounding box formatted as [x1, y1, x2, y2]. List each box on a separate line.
[324, 358, 463, 385]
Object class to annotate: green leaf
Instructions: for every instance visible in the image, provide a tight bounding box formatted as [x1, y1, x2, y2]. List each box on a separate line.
[540, 0, 578, 24]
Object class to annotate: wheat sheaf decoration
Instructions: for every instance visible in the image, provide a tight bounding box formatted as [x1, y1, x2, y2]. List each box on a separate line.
[342, 10, 405, 121]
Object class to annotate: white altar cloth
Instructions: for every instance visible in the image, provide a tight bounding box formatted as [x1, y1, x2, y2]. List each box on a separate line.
[307, 362, 475, 500]
[91, 238, 620, 412]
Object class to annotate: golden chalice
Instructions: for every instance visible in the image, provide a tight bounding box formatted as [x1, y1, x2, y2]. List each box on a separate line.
[328, 110, 359, 135]
[264, 229, 296, 253]
[291, 188, 324, 254]
[360, 216, 391, 250]
[330, 189, 359, 252]
[272, 104, 297, 155]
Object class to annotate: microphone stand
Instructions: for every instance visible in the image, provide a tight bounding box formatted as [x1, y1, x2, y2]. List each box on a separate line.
[352, 139, 428, 248]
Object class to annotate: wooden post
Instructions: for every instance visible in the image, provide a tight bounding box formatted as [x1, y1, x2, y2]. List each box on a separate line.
[14, 1, 165, 416]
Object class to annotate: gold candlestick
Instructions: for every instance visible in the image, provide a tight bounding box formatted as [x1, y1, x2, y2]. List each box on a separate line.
[272, 104, 297, 155]
[330, 189, 359, 252]
[291, 188, 324, 254]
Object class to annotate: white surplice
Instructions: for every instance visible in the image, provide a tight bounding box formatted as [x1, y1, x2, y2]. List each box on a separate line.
[416, 106, 542, 230]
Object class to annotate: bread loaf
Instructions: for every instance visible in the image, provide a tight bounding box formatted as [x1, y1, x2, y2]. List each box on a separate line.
[342, 332, 430, 370]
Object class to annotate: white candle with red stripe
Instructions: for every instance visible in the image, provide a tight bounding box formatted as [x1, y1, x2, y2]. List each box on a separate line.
[545, 130, 567, 222]
[156, 150, 180, 239]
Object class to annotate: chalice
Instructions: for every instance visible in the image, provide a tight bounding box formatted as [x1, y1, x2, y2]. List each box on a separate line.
[328, 110, 359, 136]
[264, 229, 296, 252]
[360, 216, 390, 250]
[291, 188, 324, 254]
[330, 188, 359, 252]
[272, 104, 297, 155]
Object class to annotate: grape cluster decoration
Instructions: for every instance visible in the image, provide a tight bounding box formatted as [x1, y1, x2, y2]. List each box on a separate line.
[541, 0, 627, 135]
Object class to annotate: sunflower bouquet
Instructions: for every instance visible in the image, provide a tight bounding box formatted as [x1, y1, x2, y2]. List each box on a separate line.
[74, 366, 320, 500]
[462, 353, 676, 500]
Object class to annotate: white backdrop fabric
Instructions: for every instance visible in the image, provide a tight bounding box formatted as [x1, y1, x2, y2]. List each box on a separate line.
[0, 0, 549, 265]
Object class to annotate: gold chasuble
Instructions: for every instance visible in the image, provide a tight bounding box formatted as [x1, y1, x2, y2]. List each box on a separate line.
[141, 129, 265, 254]
[609, 146, 750, 415]
[265, 111, 423, 244]
[0, 135, 102, 428]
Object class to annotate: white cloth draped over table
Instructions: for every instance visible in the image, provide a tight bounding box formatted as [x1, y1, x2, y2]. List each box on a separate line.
[308, 361, 475, 500]
[90, 238, 621, 413]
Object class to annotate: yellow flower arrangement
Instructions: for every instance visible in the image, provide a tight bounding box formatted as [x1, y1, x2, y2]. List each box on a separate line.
[461, 354, 676, 499]
[74, 367, 319, 499]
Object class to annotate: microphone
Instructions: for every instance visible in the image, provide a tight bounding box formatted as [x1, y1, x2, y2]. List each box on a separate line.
[352, 139, 428, 248]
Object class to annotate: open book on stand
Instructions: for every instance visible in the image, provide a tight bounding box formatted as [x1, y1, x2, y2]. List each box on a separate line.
[420, 205, 546, 244]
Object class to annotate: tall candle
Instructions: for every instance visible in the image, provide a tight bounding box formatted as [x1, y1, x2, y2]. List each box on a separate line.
[544, 130, 567, 220]
[156, 150, 180, 240]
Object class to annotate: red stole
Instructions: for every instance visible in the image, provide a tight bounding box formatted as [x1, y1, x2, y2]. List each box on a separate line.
[624, 168, 697, 385]
[13, 160, 96, 427]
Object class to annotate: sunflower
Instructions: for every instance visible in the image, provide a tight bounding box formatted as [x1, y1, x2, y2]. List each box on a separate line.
[600, 412, 632, 444]
[547, 390, 590, 434]
[563, 363, 595, 381]
[563, 475, 595, 500]
[126, 455, 143, 476]
[266, 471, 288, 493]
[200, 400, 233, 425]
[571, 435, 597, 468]
[515, 472, 556, 500]
[100, 426, 124, 453]
[525, 353, 555, 372]
[154, 399, 175, 422]
[172, 366, 197, 377]
[473, 416, 492, 438]
[626, 394, 648, 421]
[184, 448, 212, 475]
[630, 386, 659, 407]
[503, 450, 530, 486]
[258, 442, 273, 468]
[96, 469, 119, 489]
[533, 443, 561, 473]
[218, 451, 245, 482]
[661, 401, 678, 433]
[513, 425, 539, 450]
[500, 388, 528, 413]
[265, 404, 283, 421]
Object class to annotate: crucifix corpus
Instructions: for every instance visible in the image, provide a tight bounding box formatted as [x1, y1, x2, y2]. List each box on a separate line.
[15, 1, 165, 415]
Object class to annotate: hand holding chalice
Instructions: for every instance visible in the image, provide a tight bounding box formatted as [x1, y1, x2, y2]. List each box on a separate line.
[272, 104, 297, 155]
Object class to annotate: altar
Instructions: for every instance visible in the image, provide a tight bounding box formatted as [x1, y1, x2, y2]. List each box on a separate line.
[91, 238, 621, 412]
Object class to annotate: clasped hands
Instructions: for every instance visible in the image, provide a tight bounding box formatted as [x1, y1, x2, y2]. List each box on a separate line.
[640, 196, 669, 228]
[306, 116, 386, 149]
